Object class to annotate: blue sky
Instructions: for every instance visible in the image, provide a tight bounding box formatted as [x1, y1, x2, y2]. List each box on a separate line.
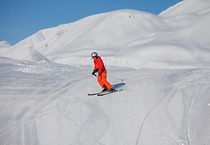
[0, 0, 182, 45]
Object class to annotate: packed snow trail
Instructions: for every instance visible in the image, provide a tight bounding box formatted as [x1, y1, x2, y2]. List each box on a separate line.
[0, 57, 210, 145]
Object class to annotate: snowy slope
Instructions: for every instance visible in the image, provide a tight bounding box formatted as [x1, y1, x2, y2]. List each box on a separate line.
[0, 57, 210, 145]
[1, 0, 210, 68]
[0, 10, 170, 67]
[160, 0, 210, 17]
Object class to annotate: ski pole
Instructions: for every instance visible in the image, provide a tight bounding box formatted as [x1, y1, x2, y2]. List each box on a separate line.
[107, 74, 123, 81]
[93, 73, 123, 81]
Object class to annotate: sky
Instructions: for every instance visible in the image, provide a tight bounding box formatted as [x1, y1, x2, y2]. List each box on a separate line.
[0, 0, 182, 45]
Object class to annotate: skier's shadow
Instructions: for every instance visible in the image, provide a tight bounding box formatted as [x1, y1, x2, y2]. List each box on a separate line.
[113, 83, 125, 89]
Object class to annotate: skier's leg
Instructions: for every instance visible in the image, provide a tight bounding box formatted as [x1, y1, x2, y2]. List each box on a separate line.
[101, 72, 113, 90]
[97, 74, 105, 88]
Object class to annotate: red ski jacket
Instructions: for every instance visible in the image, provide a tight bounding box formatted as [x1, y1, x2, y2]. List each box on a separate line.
[94, 56, 106, 74]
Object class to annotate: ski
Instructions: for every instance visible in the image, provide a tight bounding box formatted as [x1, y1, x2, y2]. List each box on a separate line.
[88, 90, 123, 96]
[97, 90, 123, 96]
[88, 92, 101, 96]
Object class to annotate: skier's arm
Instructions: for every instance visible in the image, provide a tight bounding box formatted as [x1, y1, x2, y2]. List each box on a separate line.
[92, 69, 99, 75]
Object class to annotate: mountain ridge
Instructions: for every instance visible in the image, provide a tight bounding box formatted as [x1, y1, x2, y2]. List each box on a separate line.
[0, 1, 210, 69]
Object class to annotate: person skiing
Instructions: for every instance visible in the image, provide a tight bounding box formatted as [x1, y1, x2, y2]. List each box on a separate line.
[91, 52, 116, 92]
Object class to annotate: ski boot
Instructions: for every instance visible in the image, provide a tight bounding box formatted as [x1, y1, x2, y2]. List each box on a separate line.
[102, 85, 109, 92]
[109, 88, 116, 92]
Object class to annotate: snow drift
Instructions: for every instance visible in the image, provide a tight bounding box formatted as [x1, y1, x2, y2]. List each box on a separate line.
[0, 0, 210, 68]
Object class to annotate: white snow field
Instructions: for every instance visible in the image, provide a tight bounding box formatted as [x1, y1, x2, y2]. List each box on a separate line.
[0, 57, 210, 145]
[1, 0, 210, 145]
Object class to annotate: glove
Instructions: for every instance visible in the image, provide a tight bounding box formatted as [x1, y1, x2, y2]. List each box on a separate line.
[92, 69, 99, 75]
[92, 71, 96, 75]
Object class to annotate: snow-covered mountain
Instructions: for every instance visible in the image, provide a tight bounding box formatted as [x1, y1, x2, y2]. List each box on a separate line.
[0, 41, 12, 49]
[160, 0, 210, 16]
[1, 0, 210, 68]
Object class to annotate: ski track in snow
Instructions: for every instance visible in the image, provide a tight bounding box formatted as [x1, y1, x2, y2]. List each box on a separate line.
[0, 59, 210, 145]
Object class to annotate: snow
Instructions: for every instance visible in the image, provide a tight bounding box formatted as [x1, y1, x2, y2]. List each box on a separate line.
[0, 57, 210, 145]
[0, 41, 12, 49]
[159, 0, 210, 17]
[0, 0, 210, 144]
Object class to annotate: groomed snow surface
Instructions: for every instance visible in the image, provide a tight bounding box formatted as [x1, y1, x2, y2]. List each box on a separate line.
[0, 57, 210, 145]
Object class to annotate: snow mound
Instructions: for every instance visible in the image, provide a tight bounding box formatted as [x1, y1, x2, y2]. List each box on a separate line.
[0, 46, 49, 62]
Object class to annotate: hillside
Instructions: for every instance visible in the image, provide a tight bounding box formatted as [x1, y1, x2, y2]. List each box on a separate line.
[0, 0, 210, 68]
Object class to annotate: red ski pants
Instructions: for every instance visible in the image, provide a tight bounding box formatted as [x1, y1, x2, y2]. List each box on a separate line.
[98, 70, 113, 89]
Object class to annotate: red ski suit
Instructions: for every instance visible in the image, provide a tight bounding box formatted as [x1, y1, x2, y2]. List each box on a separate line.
[93, 57, 113, 89]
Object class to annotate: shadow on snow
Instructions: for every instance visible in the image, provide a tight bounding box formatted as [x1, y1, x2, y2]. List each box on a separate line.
[112, 83, 125, 89]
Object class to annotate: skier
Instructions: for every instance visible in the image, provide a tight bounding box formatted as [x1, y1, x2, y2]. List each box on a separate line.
[91, 52, 116, 92]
